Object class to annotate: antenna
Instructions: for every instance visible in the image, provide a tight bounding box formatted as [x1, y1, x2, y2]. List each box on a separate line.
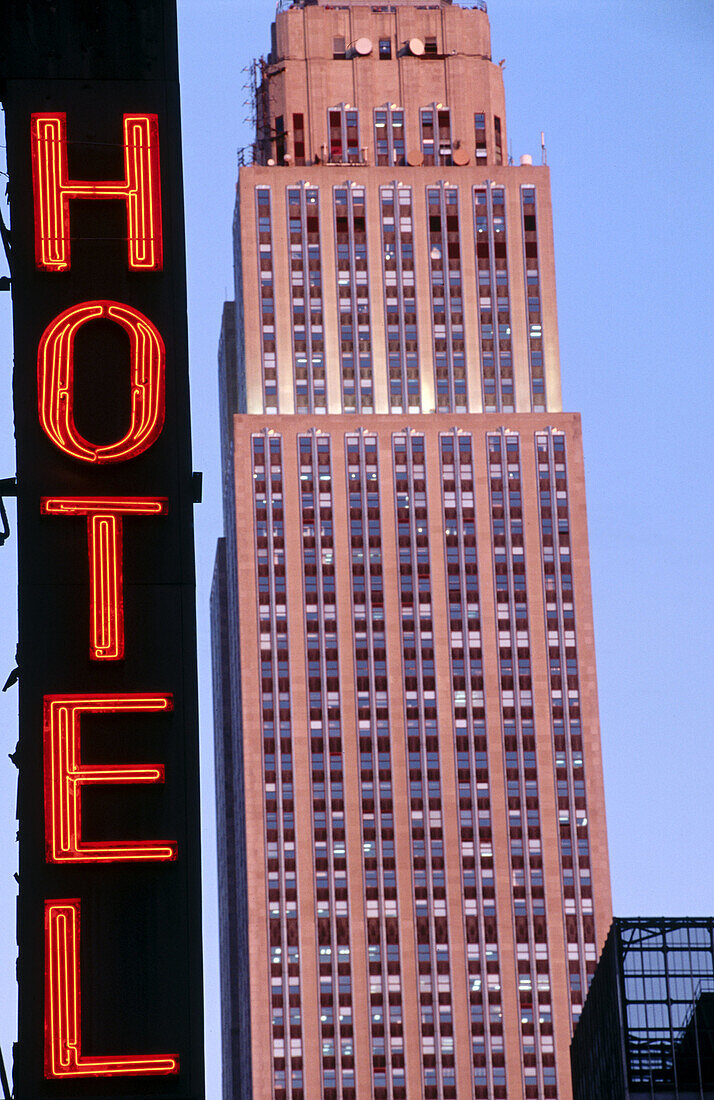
[242, 60, 257, 133]
[541, 130, 547, 165]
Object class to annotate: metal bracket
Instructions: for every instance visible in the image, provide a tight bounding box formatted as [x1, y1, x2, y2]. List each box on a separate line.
[0, 478, 17, 547]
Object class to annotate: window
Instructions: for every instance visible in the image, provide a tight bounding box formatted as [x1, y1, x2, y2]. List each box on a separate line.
[333, 186, 373, 412]
[328, 106, 360, 163]
[252, 432, 304, 1094]
[428, 185, 466, 412]
[474, 186, 514, 412]
[255, 188, 277, 410]
[420, 106, 452, 165]
[292, 113, 305, 165]
[494, 114, 503, 164]
[329, 109, 343, 161]
[420, 109, 435, 163]
[424, 35, 438, 55]
[373, 106, 405, 166]
[287, 186, 325, 411]
[379, 37, 391, 58]
[437, 109, 452, 163]
[474, 112, 487, 164]
[333, 35, 346, 59]
[274, 115, 286, 165]
[380, 186, 420, 411]
[520, 186, 545, 408]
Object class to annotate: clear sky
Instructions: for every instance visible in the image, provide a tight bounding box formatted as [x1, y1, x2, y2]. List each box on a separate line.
[0, 1, 712, 1095]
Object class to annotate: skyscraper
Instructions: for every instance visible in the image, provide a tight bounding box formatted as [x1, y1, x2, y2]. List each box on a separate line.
[571, 918, 714, 1099]
[211, 1, 612, 1098]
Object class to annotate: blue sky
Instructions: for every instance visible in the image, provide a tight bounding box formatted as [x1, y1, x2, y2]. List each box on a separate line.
[0, 1, 712, 1094]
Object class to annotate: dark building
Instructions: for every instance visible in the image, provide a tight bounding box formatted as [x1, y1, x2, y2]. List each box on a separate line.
[571, 917, 714, 1100]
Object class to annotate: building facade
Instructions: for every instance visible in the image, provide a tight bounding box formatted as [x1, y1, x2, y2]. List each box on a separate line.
[571, 917, 714, 1100]
[211, 2, 612, 1098]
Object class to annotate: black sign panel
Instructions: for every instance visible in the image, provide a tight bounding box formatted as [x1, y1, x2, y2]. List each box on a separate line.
[1, 3, 205, 1096]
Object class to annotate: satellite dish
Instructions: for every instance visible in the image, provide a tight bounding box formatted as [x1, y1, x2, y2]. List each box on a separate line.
[453, 147, 470, 166]
[409, 37, 425, 56]
[354, 37, 373, 56]
[267, 158, 276, 166]
[406, 148, 424, 166]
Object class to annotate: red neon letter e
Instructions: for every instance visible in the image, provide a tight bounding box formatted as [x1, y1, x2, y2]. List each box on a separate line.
[45, 899, 179, 1078]
[44, 693, 177, 864]
[32, 112, 162, 271]
[37, 300, 165, 463]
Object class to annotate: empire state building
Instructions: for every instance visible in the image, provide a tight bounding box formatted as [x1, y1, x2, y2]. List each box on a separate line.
[211, 2, 612, 1097]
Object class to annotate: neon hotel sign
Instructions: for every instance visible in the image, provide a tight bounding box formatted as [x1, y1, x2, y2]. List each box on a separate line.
[9, 107, 189, 1082]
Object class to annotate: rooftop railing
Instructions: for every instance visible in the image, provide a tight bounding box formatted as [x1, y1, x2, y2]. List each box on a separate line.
[276, 0, 486, 12]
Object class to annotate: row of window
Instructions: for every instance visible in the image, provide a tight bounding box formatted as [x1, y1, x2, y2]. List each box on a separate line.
[393, 432, 458, 1100]
[251, 428, 591, 1100]
[535, 431, 598, 1025]
[253, 432, 306, 1100]
[347, 432, 406, 1100]
[273, 106, 503, 167]
[335, 188, 374, 412]
[288, 187, 326, 413]
[440, 431, 507, 1099]
[428, 186, 467, 413]
[487, 431, 558, 1099]
[380, 186, 420, 414]
[256, 189, 278, 406]
[255, 182, 546, 415]
[476, 186, 515, 412]
[299, 433, 357, 1100]
[522, 190, 546, 411]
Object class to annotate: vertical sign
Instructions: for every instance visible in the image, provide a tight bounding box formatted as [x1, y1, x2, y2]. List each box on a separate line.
[2, 2, 205, 1096]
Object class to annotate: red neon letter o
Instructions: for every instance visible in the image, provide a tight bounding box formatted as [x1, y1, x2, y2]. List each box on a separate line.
[37, 300, 165, 464]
